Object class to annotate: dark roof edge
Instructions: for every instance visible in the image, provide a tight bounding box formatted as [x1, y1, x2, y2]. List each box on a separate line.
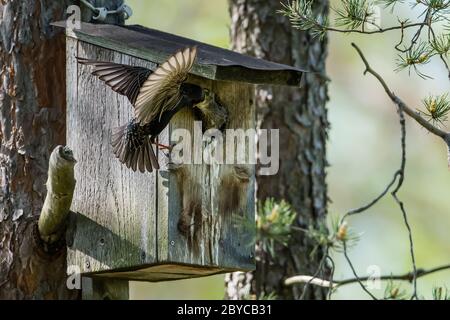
[52, 21, 305, 86]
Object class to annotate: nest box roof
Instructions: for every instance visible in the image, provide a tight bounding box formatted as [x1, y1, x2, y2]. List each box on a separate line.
[53, 21, 306, 86]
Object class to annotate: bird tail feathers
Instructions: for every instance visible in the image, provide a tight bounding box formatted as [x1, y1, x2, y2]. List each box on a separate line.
[111, 125, 159, 173]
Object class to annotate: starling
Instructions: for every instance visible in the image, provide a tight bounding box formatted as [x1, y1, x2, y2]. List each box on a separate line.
[77, 47, 204, 173]
[194, 89, 228, 131]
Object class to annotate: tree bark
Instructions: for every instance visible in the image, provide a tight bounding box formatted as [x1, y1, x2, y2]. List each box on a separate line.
[0, 0, 123, 300]
[226, 0, 329, 300]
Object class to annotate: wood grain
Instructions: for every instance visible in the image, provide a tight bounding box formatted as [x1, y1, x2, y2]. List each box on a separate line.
[161, 78, 255, 271]
[67, 41, 157, 273]
[67, 39, 255, 281]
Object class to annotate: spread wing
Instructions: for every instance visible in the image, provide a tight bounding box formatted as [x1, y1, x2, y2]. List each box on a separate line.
[134, 46, 197, 124]
[77, 57, 152, 105]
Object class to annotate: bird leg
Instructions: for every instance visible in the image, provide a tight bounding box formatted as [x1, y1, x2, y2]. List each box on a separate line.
[153, 142, 172, 151]
[150, 136, 173, 151]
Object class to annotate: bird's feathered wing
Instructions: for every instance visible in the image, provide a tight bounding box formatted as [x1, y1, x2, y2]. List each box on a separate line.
[77, 58, 152, 105]
[77, 47, 197, 173]
[134, 46, 197, 124]
[111, 123, 159, 173]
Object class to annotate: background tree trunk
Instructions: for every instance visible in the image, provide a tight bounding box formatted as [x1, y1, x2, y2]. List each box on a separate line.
[0, 0, 123, 300]
[226, 0, 329, 300]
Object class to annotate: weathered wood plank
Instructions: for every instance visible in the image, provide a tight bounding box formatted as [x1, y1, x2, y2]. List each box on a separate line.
[162, 76, 213, 266]
[156, 127, 170, 263]
[85, 264, 231, 282]
[67, 41, 158, 273]
[66, 36, 78, 154]
[212, 81, 255, 270]
[67, 39, 255, 281]
[160, 78, 255, 271]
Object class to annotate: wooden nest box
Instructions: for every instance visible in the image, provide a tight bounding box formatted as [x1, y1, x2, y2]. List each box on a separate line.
[56, 22, 305, 281]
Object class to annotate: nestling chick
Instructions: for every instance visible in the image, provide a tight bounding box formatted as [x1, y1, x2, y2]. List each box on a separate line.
[194, 89, 228, 131]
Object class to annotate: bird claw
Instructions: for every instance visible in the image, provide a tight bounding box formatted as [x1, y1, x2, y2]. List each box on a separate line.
[152, 142, 179, 161]
[156, 143, 172, 151]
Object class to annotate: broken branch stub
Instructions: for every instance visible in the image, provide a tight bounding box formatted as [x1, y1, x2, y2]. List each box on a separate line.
[38, 145, 77, 244]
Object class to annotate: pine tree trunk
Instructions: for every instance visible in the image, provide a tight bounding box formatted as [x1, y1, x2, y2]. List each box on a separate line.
[0, 0, 123, 300]
[226, 0, 329, 300]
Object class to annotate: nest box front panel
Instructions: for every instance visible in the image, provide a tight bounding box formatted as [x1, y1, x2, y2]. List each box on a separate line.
[158, 78, 256, 271]
[66, 37, 256, 280]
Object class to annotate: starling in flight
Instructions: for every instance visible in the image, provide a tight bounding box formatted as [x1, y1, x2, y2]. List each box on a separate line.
[77, 47, 204, 173]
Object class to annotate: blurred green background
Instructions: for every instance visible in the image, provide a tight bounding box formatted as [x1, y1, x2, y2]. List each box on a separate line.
[126, 0, 449, 300]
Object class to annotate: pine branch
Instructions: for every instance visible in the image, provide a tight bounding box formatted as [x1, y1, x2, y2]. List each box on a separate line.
[285, 264, 450, 288]
[279, 0, 426, 35]
[280, 0, 450, 78]
[351, 42, 450, 159]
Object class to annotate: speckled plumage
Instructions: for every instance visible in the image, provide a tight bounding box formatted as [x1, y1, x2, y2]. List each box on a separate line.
[78, 47, 203, 172]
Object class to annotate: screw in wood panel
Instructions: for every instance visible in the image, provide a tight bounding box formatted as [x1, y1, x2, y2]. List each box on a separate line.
[170, 240, 175, 246]
[85, 260, 90, 270]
